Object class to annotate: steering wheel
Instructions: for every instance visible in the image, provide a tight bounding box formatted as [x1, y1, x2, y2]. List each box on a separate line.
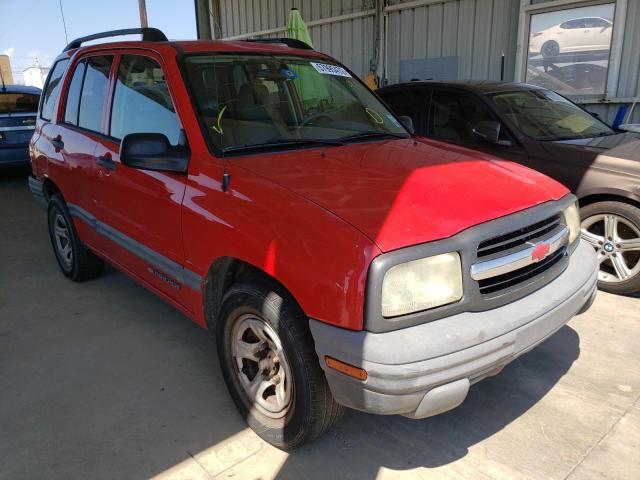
[300, 112, 335, 127]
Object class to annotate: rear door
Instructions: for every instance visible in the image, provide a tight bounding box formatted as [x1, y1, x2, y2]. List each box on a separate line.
[91, 51, 189, 305]
[56, 54, 114, 246]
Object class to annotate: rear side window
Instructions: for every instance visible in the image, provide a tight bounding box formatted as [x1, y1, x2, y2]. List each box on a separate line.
[0, 93, 40, 114]
[109, 55, 180, 144]
[40, 59, 69, 121]
[78, 56, 113, 133]
[63, 60, 86, 125]
[380, 90, 422, 125]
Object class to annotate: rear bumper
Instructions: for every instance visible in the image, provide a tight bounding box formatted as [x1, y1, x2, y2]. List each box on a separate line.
[0, 146, 30, 167]
[310, 240, 598, 418]
[28, 175, 48, 211]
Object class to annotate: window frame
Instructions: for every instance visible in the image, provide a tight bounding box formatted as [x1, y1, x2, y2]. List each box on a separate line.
[39, 58, 70, 122]
[61, 58, 87, 127]
[514, 0, 627, 104]
[58, 52, 116, 137]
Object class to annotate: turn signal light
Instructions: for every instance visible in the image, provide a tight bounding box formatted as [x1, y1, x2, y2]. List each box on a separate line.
[325, 356, 368, 381]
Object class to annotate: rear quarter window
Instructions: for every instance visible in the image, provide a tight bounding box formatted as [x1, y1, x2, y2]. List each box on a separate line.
[40, 59, 70, 121]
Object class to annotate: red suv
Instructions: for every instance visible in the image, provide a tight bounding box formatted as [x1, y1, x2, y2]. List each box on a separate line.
[29, 28, 598, 449]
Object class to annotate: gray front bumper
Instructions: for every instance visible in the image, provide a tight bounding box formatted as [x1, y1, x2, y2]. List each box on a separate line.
[310, 240, 598, 418]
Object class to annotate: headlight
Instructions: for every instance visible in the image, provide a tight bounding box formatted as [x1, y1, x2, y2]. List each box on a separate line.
[381, 252, 463, 317]
[563, 202, 580, 244]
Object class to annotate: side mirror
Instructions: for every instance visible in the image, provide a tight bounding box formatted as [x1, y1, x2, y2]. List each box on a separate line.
[588, 111, 601, 119]
[120, 133, 189, 173]
[472, 120, 501, 144]
[398, 115, 415, 135]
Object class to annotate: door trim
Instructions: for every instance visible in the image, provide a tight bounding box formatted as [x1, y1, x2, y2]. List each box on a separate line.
[67, 202, 201, 291]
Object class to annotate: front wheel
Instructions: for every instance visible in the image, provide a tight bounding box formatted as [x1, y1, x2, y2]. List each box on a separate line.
[580, 201, 640, 295]
[216, 281, 344, 449]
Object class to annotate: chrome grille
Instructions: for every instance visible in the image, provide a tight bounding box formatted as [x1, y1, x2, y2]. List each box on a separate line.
[472, 214, 568, 295]
[477, 214, 561, 258]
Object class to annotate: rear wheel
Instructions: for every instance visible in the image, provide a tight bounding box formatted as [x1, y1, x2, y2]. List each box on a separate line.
[216, 281, 343, 449]
[580, 201, 640, 295]
[47, 194, 103, 281]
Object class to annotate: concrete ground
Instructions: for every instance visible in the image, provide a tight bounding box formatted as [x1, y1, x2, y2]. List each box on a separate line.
[1, 167, 639, 480]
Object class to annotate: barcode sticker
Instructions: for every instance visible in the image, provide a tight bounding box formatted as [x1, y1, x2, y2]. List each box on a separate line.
[310, 62, 351, 77]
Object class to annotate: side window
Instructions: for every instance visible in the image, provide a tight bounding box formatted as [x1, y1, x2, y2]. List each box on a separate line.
[380, 90, 422, 124]
[428, 90, 507, 146]
[78, 55, 113, 133]
[40, 59, 69, 121]
[110, 55, 181, 145]
[63, 60, 86, 125]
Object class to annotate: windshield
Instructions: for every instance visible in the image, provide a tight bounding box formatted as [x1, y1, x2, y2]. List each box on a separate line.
[489, 89, 614, 141]
[0, 93, 40, 114]
[183, 54, 408, 153]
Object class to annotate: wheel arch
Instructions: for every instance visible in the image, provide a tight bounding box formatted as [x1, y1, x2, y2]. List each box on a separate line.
[42, 177, 63, 203]
[578, 191, 640, 210]
[202, 256, 306, 333]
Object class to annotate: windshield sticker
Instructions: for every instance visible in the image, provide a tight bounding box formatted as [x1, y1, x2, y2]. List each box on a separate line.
[310, 62, 352, 77]
[386, 114, 401, 127]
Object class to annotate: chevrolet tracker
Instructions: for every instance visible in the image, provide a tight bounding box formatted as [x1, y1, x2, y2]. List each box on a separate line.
[29, 28, 598, 449]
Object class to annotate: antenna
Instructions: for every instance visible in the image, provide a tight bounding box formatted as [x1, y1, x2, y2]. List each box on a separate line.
[58, 0, 69, 44]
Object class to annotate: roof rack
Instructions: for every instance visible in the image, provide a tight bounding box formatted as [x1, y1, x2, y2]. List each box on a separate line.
[63, 27, 168, 52]
[244, 38, 313, 50]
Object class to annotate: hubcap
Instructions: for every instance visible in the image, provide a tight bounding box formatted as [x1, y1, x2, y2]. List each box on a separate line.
[53, 214, 73, 268]
[581, 213, 640, 284]
[231, 314, 293, 419]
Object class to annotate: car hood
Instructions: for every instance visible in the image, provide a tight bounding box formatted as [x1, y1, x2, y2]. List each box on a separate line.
[234, 138, 569, 252]
[546, 132, 640, 177]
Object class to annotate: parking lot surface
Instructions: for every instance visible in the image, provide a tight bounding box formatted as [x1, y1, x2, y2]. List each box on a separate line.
[1, 169, 639, 480]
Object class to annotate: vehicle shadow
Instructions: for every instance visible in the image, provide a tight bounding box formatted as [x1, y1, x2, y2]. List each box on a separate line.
[274, 325, 580, 479]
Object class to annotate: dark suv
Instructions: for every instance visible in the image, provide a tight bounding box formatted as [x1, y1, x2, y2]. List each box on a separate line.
[1, 84, 40, 168]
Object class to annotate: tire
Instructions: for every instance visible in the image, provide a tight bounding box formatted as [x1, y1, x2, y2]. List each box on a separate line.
[216, 280, 344, 449]
[541, 40, 559, 58]
[580, 201, 640, 295]
[47, 194, 104, 281]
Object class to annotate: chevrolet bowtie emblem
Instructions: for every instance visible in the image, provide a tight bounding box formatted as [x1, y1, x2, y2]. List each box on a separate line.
[531, 242, 551, 262]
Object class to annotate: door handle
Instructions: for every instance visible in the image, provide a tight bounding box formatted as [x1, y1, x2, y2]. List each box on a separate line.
[97, 155, 117, 172]
[51, 136, 64, 152]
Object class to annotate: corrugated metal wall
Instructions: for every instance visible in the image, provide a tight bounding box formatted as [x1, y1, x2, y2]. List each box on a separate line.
[200, 0, 639, 124]
[385, 0, 520, 84]
[216, 0, 376, 78]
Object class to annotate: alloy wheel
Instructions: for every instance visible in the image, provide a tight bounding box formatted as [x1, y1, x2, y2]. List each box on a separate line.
[581, 213, 640, 284]
[231, 314, 293, 419]
[53, 213, 73, 269]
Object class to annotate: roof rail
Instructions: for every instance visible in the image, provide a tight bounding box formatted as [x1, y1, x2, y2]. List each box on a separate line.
[63, 28, 168, 52]
[244, 38, 313, 50]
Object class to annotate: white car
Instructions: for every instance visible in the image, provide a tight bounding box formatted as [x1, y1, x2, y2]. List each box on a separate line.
[529, 16, 612, 58]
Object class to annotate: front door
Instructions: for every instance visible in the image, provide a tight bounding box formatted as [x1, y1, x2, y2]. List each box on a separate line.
[91, 52, 191, 306]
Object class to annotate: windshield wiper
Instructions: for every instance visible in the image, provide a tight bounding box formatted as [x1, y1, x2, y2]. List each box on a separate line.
[223, 137, 345, 153]
[339, 131, 410, 143]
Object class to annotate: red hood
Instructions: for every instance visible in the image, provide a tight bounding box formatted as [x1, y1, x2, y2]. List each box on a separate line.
[234, 138, 569, 252]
